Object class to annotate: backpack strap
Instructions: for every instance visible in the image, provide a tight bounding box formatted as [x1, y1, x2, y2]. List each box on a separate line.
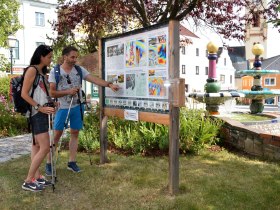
[54, 64, 83, 89]
[24, 65, 40, 100]
[74, 65, 83, 85]
[24, 65, 40, 145]
[54, 64, 61, 90]
[73, 65, 84, 123]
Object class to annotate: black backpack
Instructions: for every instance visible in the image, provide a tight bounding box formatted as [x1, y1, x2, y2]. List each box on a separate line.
[10, 66, 40, 115]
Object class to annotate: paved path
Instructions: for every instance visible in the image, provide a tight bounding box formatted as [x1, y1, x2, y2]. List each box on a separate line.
[246, 123, 280, 135]
[244, 111, 280, 136]
[0, 134, 32, 163]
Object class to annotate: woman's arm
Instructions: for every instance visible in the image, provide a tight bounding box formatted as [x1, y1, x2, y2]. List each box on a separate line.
[21, 67, 55, 114]
[21, 66, 38, 107]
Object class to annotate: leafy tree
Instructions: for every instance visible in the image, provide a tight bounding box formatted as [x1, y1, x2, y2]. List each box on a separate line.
[267, 3, 280, 30]
[51, 0, 280, 53]
[0, 0, 21, 47]
[50, 0, 128, 54]
[0, 55, 10, 72]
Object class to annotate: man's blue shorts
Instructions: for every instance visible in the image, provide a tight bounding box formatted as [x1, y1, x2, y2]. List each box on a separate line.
[54, 105, 84, 131]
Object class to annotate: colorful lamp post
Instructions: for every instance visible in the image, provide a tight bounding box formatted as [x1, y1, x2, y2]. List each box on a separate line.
[250, 43, 265, 113]
[186, 41, 245, 115]
[204, 41, 221, 114]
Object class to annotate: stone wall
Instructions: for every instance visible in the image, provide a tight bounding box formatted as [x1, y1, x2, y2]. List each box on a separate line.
[219, 117, 280, 161]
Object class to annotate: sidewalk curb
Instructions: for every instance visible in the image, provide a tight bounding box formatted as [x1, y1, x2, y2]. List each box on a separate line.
[0, 134, 32, 163]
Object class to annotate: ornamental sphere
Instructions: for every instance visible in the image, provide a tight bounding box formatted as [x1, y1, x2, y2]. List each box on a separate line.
[252, 44, 264, 56]
[207, 42, 219, 54]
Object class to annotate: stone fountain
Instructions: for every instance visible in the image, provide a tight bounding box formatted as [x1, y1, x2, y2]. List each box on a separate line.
[186, 42, 280, 161]
[186, 42, 244, 115]
[237, 43, 280, 114]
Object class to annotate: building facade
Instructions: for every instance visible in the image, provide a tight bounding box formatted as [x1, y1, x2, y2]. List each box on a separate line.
[0, 0, 57, 74]
[179, 25, 236, 94]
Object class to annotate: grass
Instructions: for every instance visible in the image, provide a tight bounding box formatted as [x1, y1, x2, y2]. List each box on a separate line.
[227, 113, 273, 122]
[0, 149, 280, 210]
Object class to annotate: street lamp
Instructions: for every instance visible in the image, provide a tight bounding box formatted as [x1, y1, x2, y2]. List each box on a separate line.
[7, 36, 17, 75]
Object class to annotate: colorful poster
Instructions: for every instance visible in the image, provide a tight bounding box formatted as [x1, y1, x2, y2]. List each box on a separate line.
[148, 35, 167, 67]
[125, 41, 135, 67]
[136, 39, 147, 67]
[157, 43, 166, 65]
[148, 77, 166, 97]
[107, 73, 125, 96]
[157, 35, 167, 66]
[148, 37, 157, 66]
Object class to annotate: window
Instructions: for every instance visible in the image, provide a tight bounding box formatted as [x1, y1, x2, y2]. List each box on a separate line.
[252, 13, 260, 27]
[196, 48, 199, 56]
[264, 78, 276, 86]
[195, 66, 199, 75]
[181, 46, 185, 55]
[12, 40, 19, 59]
[205, 67, 208, 75]
[220, 75, 225, 84]
[230, 75, 233, 84]
[182, 65, 186, 74]
[36, 42, 45, 47]
[35, 12, 45, 26]
[185, 84, 189, 92]
[224, 58, 227, 66]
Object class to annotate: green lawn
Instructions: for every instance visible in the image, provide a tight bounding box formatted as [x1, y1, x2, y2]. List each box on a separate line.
[0, 149, 279, 210]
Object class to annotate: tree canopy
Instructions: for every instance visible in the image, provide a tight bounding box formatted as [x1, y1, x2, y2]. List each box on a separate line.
[0, 0, 21, 47]
[51, 0, 280, 53]
[267, 3, 280, 30]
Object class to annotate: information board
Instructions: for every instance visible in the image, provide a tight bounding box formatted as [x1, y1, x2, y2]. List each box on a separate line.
[102, 23, 169, 114]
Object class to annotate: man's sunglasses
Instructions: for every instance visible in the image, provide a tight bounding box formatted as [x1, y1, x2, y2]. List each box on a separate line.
[66, 75, 71, 84]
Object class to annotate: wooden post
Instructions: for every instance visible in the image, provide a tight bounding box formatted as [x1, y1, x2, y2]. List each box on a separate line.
[99, 40, 108, 164]
[168, 20, 180, 195]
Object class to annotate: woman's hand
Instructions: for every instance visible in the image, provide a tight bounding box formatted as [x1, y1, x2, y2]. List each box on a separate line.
[38, 106, 55, 115]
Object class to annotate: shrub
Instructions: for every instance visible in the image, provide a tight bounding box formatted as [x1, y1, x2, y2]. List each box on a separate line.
[0, 97, 28, 138]
[179, 108, 223, 154]
[0, 76, 11, 101]
[107, 118, 169, 154]
[77, 106, 223, 155]
[78, 106, 100, 152]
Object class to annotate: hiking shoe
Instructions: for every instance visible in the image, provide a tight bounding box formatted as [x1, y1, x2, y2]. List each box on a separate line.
[36, 175, 52, 187]
[45, 163, 52, 176]
[22, 180, 43, 192]
[67, 161, 81, 173]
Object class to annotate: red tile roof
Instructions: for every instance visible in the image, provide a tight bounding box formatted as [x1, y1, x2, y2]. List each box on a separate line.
[180, 25, 199, 38]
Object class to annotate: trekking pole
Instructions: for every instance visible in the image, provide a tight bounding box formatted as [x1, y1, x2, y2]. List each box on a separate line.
[55, 96, 74, 167]
[48, 113, 56, 192]
[51, 113, 57, 183]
